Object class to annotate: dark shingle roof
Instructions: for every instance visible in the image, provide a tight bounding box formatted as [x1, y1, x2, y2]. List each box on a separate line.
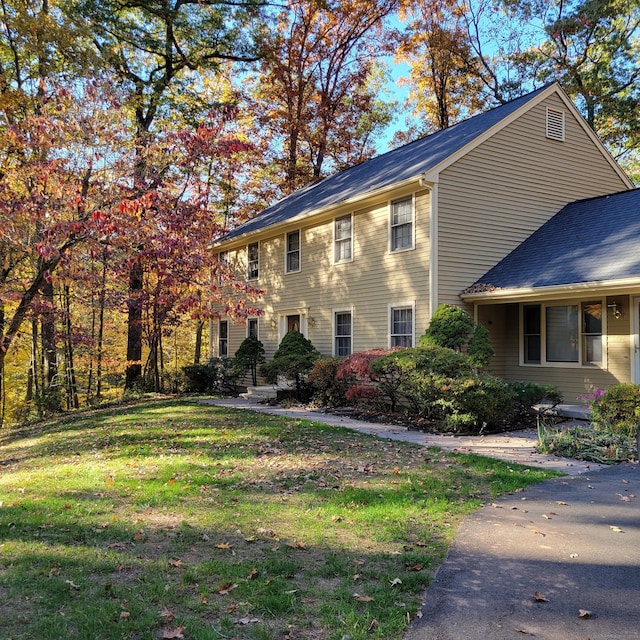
[470, 189, 640, 291]
[222, 85, 552, 241]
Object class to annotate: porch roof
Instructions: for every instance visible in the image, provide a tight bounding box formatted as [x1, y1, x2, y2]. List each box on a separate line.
[463, 189, 640, 300]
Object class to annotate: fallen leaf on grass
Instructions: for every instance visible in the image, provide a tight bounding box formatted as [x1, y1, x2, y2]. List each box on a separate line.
[119, 612, 130, 620]
[389, 578, 402, 587]
[218, 583, 238, 595]
[215, 542, 233, 549]
[368, 619, 379, 632]
[578, 609, 592, 618]
[169, 559, 184, 567]
[236, 617, 260, 625]
[405, 564, 424, 572]
[286, 541, 306, 549]
[160, 607, 175, 623]
[247, 568, 258, 580]
[162, 626, 184, 639]
[65, 580, 80, 590]
[556, 501, 568, 506]
[533, 591, 548, 602]
[353, 593, 374, 602]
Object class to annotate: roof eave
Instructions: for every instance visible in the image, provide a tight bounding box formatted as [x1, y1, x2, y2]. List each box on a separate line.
[461, 277, 640, 303]
[215, 174, 433, 248]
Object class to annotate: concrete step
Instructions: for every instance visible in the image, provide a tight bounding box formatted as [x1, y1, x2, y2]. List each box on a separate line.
[534, 403, 590, 420]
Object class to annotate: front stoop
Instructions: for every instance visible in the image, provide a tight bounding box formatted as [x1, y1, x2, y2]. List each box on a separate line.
[533, 403, 590, 421]
[240, 385, 284, 401]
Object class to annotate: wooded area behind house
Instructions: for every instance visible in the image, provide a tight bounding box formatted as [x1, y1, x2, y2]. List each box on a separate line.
[0, 0, 638, 426]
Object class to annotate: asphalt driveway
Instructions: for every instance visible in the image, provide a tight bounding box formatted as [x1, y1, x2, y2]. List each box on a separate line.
[208, 397, 639, 639]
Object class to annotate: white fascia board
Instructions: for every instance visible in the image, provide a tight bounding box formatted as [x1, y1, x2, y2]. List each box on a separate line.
[461, 277, 640, 304]
[214, 175, 426, 249]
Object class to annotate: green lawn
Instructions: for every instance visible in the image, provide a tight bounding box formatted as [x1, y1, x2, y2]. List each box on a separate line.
[0, 398, 560, 640]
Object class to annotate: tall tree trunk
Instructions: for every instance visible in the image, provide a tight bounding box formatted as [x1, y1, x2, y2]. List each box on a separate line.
[125, 260, 144, 389]
[63, 285, 79, 409]
[194, 319, 205, 364]
[96, 259, 107, 400]
[41, 278, 57, 387]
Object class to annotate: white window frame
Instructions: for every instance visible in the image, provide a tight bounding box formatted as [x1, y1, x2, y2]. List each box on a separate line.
[519, 299, 606, 368]
[247, 317, 259, 339]
[389, 195, 415, 253]
[285, 229, 301, 274]
[333, 307, 353, 356]
[333, 213, 353, 264]
[389, 302, 415, 348]
[247, 241, 259, 280]
[218, 319, 229, 357]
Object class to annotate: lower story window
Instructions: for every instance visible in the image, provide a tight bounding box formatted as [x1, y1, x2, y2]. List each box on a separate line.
[391, 306, 413, 348]
[247, 318, 258, 339]
[218, 320, 228, 357]
[522, 301, 602, 366]
[334, 311, 352, 356]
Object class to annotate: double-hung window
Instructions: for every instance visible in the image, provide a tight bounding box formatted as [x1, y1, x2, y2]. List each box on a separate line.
[286, 230, 300, 273]
[247, 242, 259, 280]
[334, 311, 352, 356]
[334, 214, 353, 263]
[522, 301, 602, 366]
[218, 320, 228, 357]
[247, 318, 258, 339]
[390, 197, 414, 252]
[390, 306, 413, 348]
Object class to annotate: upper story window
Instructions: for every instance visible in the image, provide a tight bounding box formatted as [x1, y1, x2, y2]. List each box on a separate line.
[334, 214, 353, 263]
[522, 301, 602, 366]
[390, 305, 413, 348]
[390, 197, 414, 252]
[247, 242, 259, 280]
[286, 230, 301, 273]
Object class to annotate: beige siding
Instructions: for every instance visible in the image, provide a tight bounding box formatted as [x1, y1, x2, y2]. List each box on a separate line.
[490, 297, 633, 401]
[437, 94, 630, 307]
[216, 191, 431, 360]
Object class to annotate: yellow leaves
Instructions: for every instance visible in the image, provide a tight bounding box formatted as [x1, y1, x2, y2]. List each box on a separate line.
[215, 542, 233, 550]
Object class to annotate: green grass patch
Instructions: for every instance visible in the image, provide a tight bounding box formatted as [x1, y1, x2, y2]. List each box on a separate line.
[0, 398, 560, 640]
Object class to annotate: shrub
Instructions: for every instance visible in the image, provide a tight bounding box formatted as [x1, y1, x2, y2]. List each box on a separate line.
[336, 348, 400, 411]
[421, 304, 474, 351]
[537, 420, 636, 463]
[420, 304, 494, 369]
[233, 336, 266, 386]
[508, 381, 563, 423]
[589, 383, 640, 438]
[183, 358, 239, 395]
[307, 357, 348, 406]
[261, 331, 320, 397]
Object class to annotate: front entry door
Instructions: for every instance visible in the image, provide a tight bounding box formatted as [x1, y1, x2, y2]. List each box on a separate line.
[287, 314, 301, 333]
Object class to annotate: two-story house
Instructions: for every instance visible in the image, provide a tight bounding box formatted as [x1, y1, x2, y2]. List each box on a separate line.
[211, 82, 637, 401]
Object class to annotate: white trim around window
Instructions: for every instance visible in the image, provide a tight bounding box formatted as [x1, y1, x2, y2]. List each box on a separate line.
[333, 213, 353, 264]
[247, 317, 259, 339]
[285, 229, 301, 273]
[333, 307, 353, 356]
[389, 195, 415, 253]
[519, 299, 606, 368]
[218, 319, 229, 357]
[389, 302, 415, 348]
[247, 241, 259, 280]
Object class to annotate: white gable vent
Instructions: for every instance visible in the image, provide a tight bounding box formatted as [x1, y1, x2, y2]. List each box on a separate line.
[546, 107, 565, 141]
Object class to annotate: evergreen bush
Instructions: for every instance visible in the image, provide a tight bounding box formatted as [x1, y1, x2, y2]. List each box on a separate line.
[233, 336, 266, 386]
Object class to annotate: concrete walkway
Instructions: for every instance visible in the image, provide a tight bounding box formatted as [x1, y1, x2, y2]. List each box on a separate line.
[207, 397, 639, 639]
[208, 396, 601, 475]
